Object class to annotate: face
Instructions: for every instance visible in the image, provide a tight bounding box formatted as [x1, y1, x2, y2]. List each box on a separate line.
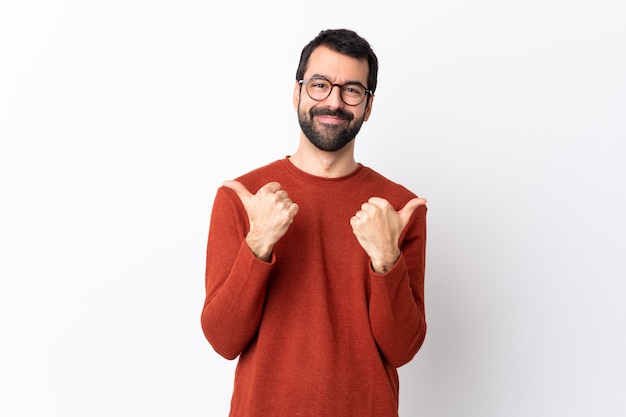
[294, 46, 373, 152]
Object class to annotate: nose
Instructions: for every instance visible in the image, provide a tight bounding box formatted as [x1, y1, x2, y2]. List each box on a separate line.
[324, 85, 343, 108]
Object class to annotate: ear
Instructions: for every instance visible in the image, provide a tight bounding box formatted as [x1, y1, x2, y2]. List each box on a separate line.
[363, 94, 374, 121]
[293, 81, 302, 110]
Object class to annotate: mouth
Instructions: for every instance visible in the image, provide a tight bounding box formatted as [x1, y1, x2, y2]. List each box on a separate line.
[310, 108, 353, 126]
[315, 114, 348, 125]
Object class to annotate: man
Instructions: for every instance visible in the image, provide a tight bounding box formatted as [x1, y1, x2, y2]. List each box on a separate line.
[201, 28, 427, 417]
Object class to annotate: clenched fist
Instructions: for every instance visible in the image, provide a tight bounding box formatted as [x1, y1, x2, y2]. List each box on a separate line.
[223, 180, 299, 261]
[350, 196, 427, 274]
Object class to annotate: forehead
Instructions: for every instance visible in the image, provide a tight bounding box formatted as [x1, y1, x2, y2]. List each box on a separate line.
[304, 45, 369, 85]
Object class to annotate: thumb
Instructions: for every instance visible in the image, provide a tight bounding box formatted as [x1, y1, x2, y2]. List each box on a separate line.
[397, 197, 427, 226]
[222, 180, 253, 203]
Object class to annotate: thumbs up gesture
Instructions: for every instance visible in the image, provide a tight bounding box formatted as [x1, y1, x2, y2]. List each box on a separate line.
[223, 180, 299, 261]
[350, 197, 427, 274]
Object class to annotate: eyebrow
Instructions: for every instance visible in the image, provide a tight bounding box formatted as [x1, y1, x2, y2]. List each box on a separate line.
[309, 74, 367, 87]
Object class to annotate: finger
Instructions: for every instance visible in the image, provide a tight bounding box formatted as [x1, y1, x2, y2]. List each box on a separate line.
[397, 197, 427, 226]
[258, 181, 282, 194]
[349, 215, 359, 229]
[274, 189, 289, 199]
[366, 196, 388, 208]
[222, 180, 254, 202]
[289, 202, 300, 217]
[361, 200, 383, 214]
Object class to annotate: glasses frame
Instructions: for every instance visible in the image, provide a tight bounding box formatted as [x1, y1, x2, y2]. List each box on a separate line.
[298, 77, 373, 106]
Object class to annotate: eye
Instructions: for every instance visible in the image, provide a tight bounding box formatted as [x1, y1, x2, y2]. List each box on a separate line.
[309, 79, 330, 90]
[342, 84, 365, 97]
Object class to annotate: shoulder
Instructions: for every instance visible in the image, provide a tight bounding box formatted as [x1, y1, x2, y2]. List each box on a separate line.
[211, 160, 284, 209]
[234, 159, 287, 193]
[360, 165, 419, 201]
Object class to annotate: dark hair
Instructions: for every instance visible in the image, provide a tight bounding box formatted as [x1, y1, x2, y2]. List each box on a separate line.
[295, 29, 379, 94]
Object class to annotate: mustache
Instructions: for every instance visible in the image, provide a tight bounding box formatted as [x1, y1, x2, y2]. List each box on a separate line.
[309, 107, 354, 121]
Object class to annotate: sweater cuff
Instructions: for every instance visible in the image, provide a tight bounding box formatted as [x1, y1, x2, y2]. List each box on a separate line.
[370, 253, 405, 279]
[241, 239, 276, 266]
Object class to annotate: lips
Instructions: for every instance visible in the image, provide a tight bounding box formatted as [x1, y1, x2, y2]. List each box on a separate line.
[315, 115, 347, 125]
[310, 108, 353, 122]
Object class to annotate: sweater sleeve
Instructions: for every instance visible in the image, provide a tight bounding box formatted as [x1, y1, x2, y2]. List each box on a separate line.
[200, 186, 274, 360]
[368, 205, 427, 368]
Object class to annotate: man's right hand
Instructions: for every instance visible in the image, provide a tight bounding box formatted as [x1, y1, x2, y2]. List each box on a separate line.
[223, 180, 299, 261]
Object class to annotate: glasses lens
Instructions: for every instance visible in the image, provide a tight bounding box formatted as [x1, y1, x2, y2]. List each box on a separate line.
[340, 84, 366, 105]
[306, 78, 332, 100]
[304, 78, 368, 105]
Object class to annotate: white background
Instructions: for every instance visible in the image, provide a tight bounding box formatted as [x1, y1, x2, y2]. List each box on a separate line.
[1, 1, 625, 416]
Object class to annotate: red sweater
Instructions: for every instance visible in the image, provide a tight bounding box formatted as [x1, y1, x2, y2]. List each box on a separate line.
[201, 158, 427, 417]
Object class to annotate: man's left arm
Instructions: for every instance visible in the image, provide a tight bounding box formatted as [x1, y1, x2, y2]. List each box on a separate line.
[351, 199, 427, 367]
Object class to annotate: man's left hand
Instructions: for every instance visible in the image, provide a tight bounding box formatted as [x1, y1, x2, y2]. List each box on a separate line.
[350, 197, 427, 274]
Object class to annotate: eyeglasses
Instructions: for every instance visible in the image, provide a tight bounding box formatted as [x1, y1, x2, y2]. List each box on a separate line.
[298, 77, 372, 106]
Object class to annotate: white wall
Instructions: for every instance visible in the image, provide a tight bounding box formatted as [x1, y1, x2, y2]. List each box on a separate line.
[1, 1, 624, 416]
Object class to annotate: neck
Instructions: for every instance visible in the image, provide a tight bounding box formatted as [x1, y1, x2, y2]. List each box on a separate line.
[289, 135, 358, 178]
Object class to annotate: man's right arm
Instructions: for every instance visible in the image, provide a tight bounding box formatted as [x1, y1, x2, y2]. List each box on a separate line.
[200, 186, 274, 360]
[200, 182, 298, 360]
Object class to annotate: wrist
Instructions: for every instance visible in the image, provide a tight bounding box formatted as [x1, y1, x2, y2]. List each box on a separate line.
[245, 234, 273, 262]
[371, 250, 401, 274]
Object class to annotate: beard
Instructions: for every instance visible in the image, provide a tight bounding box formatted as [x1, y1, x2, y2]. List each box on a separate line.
[298, 103, 366, 152]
